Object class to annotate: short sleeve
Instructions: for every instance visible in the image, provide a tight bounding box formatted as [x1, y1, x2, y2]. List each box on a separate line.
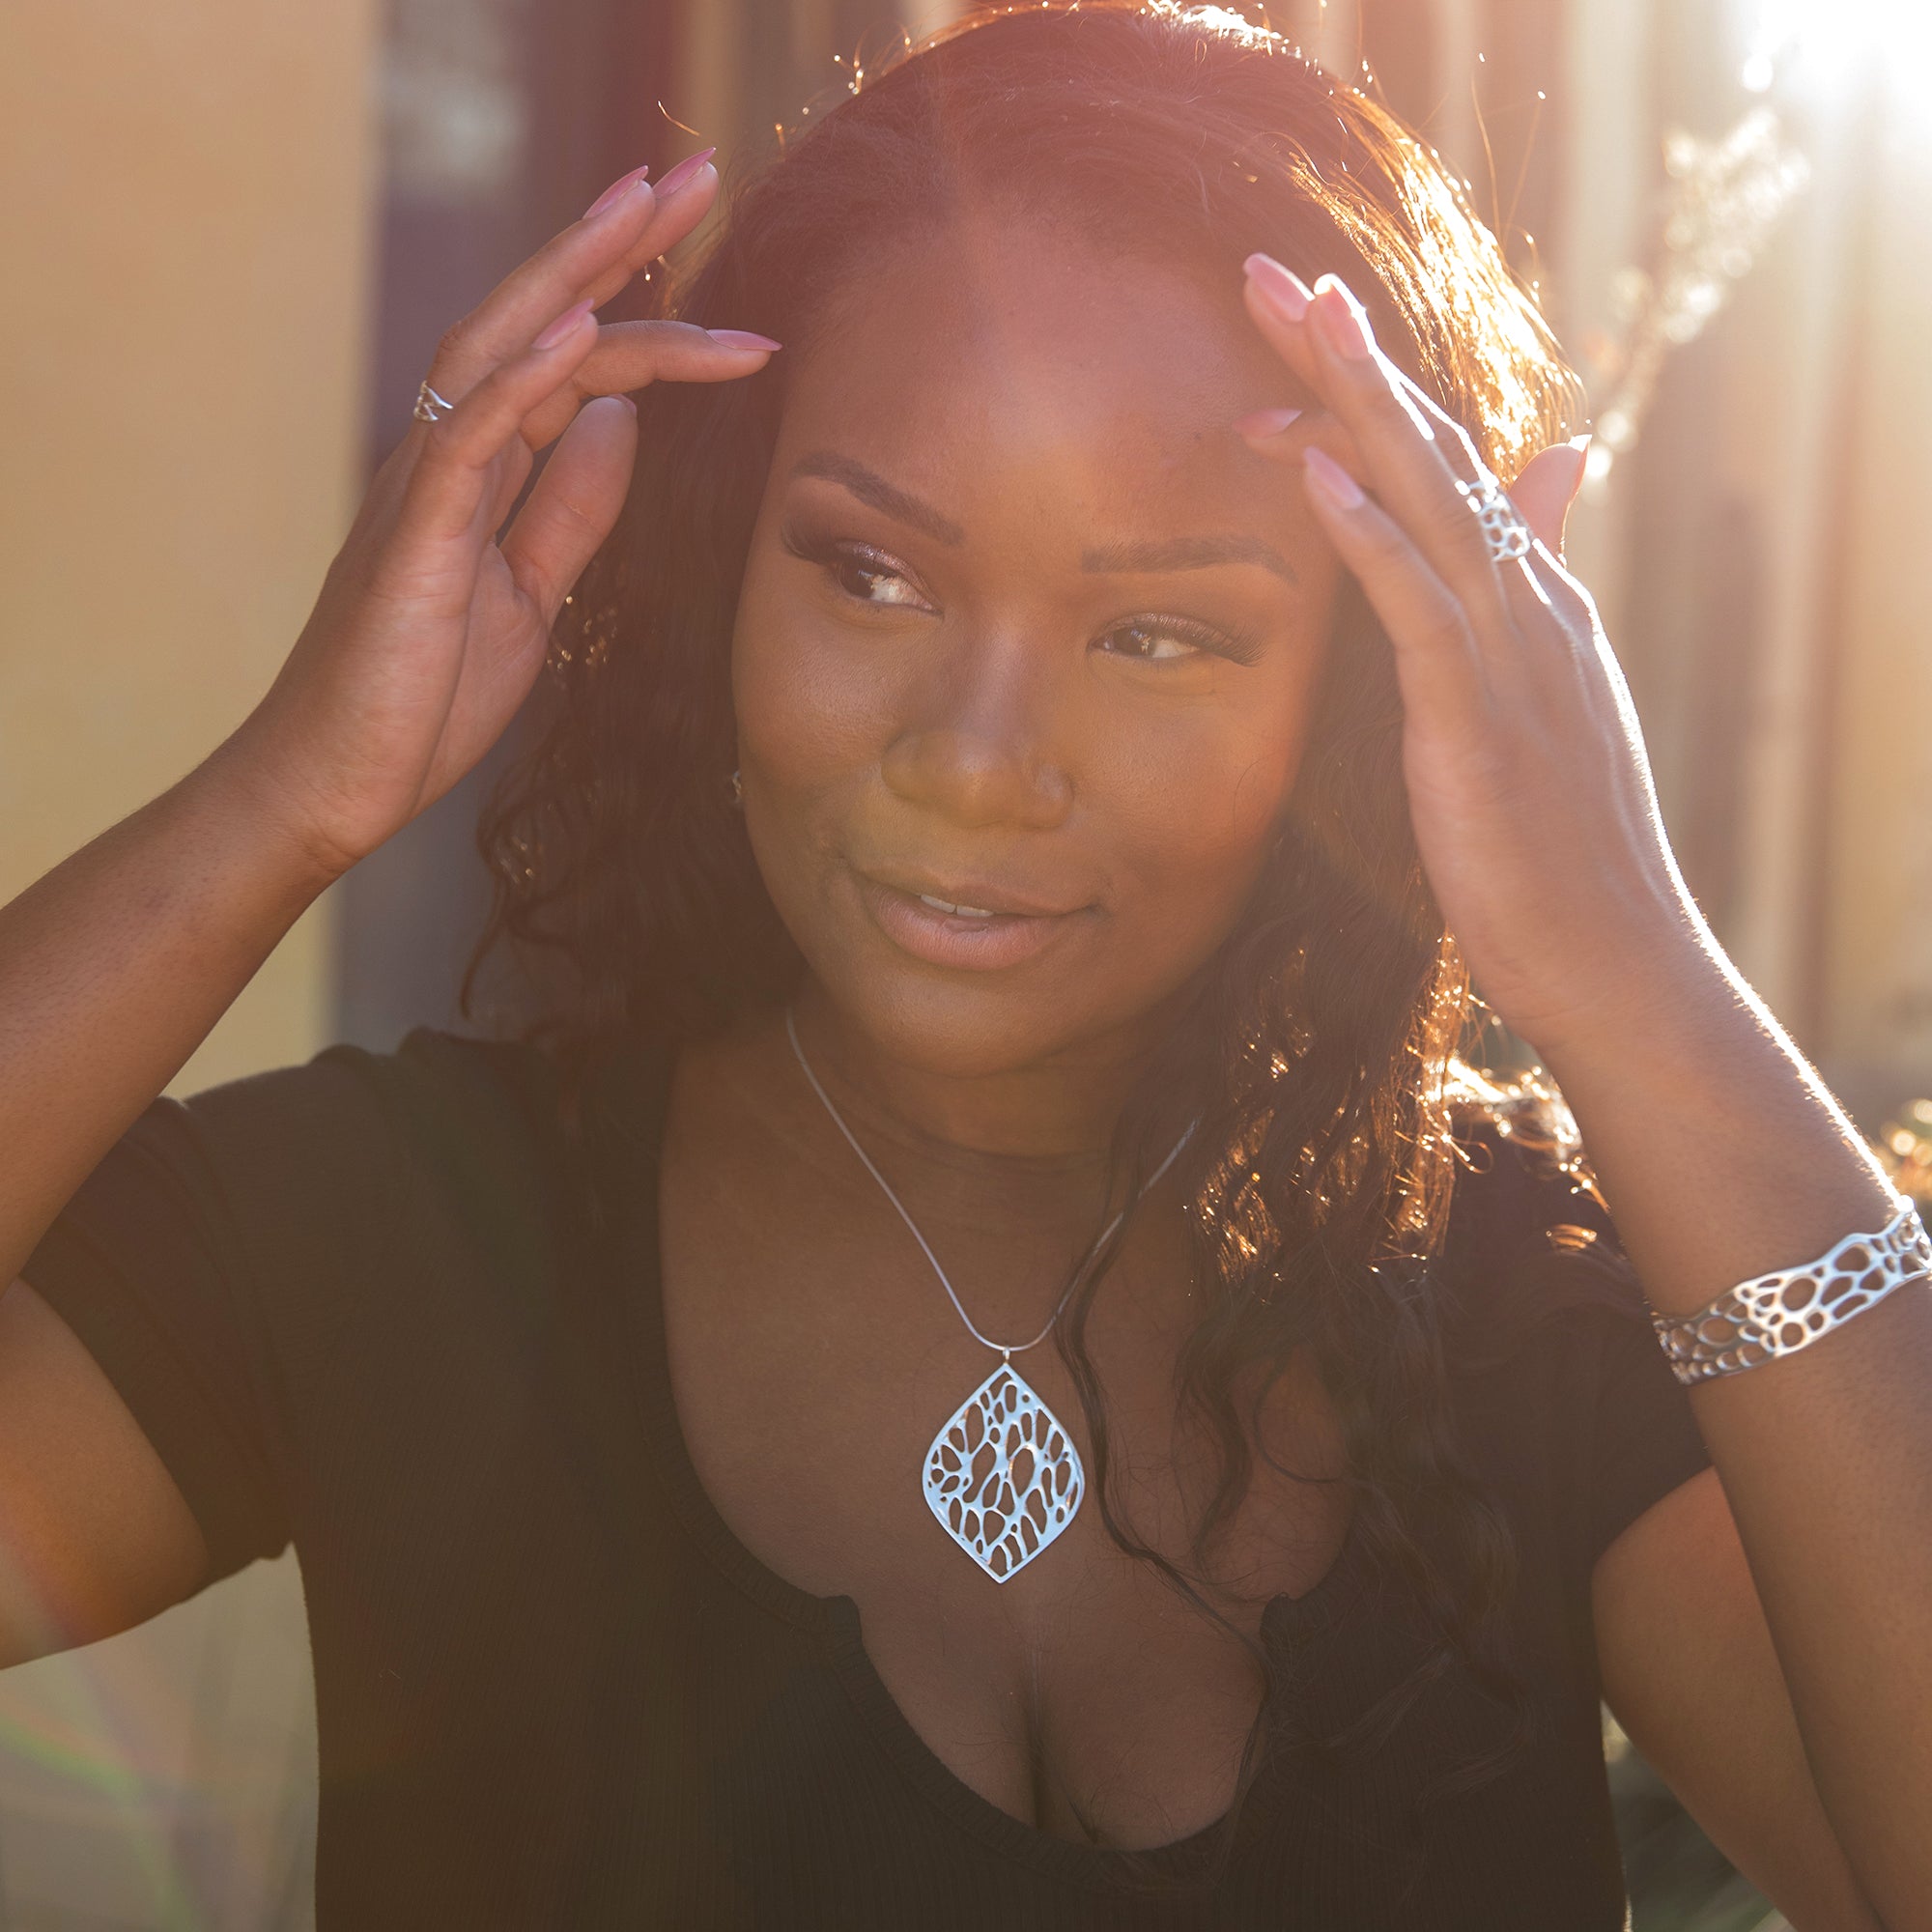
[1444, 1111, 1715, 1574]
[18, 1030, 547, 1587]
[1582, 1294, 1713, 1561]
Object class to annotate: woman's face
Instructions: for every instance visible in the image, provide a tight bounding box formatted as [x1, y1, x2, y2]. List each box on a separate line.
[731, 215, 1346, 1077]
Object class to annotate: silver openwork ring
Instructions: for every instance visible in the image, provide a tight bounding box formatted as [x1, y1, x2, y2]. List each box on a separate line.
[1454, 470, 1535, 563]
[412, 380, 456, 425]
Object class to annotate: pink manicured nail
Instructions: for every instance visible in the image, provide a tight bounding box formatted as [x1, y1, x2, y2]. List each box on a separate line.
[1234, 406, 1305, 440]
[707, 329, 782, 352]
[1303, 445, 1365, 509]
[582, 164, 650, 219]
[655, 146, 718, 198]
[533, 298, 595, 351]
[1312, 276, 1374, 360]
[1244, 253, 1313, 321]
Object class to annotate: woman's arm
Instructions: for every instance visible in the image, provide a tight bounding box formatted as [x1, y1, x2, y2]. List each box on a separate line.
[0, 155, 775, 1662]
[0, 1277, 213, 1666]
[1235, 255, 1932, 1927]
[0, 751, 331, 1290]
[0, 156, 756, 1285]
[1550, 943, 1931, 1926]
[1595, 1467, 1882, 1927]
[0, 754, 339, 1665]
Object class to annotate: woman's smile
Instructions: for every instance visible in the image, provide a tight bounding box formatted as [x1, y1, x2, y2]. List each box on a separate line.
[851, 864, 1100, 972]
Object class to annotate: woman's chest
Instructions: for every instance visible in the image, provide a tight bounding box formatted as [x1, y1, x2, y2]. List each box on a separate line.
[657, 1159, 1352, 1850]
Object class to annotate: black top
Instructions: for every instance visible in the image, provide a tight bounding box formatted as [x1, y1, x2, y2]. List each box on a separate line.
[24, 1029, 1712, 1928]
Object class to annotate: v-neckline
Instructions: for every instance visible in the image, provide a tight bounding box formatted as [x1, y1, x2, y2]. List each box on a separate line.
[612, 1042, 1370, 1885]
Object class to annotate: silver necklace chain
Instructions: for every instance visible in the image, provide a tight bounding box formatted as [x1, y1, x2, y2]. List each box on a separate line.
[784, 1006, 1193, 1359]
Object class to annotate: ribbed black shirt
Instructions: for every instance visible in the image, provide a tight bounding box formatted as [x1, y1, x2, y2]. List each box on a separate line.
[24, 1028, 1712, 1927]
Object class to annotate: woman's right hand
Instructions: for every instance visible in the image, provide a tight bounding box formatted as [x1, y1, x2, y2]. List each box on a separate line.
[227, 152, 777, 883]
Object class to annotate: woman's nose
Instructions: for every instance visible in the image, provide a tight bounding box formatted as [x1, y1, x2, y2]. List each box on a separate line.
[879, 640, 1074, 831]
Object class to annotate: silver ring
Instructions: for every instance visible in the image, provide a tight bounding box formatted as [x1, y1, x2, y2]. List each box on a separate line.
[412, 380, 455, 425]
[1455, 470, 1535, 563]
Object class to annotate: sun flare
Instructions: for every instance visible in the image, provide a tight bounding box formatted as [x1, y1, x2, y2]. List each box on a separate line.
[1744, 0, 1932, 105]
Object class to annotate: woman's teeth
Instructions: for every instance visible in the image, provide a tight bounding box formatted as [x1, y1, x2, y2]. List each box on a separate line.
[918, 894, 997, 920]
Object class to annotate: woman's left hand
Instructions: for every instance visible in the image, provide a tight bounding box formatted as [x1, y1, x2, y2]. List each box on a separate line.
[1232, 269, 1932, 1932]
[1236, 254, 1707, 1060]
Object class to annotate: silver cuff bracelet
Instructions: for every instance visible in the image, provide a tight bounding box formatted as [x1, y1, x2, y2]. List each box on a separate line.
[1652, 1195, 1932, 1386]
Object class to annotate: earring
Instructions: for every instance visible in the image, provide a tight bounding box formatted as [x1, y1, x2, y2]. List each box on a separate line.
[728, 768, 744, 809]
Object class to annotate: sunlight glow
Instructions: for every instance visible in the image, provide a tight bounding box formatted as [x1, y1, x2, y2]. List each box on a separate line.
[1744, 0, 1932, 107]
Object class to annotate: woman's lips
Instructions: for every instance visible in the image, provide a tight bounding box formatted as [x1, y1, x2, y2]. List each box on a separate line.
[854, 872, 1091, 971]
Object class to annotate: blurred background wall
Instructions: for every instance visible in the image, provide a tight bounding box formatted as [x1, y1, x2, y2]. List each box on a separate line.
[3, 0, 1928, 1923]
[0, 1, 375, 1923]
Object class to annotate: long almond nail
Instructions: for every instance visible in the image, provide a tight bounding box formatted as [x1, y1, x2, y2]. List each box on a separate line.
[1304, 445, 1365, 509]
[655, 146, 718, 198]
[583, 164, 650, 219]
[1244, 253, 1313, 322]
[1312, 276, 1375, 360]
[707, 329, 781, 352]
[1234, 406, 1304, 440]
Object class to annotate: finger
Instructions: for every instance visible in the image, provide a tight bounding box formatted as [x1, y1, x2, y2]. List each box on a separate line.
[1242, 259, 1514, 625]
[516, 320, 781, 451]
[499, 395, 639, 628]
[1244, 254, 1513, 480]
[1507, 441, 1590, 561]
[1242, 258, 1446, 449]
[1298, 443, 1493, 729]
[1307, 276, 1515, 616]
[571, 148, 721, 313]
[421, 153, 723, 408]
[382, 304, 605, 592]
[1240, 258, 1324, 398]
[483, 437, 537, 538]
[1502, 536, 1609, 683]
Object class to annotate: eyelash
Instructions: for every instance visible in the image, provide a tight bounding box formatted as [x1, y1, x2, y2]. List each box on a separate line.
[780, 526, 1263, 667]
[782, 527, 927, 610]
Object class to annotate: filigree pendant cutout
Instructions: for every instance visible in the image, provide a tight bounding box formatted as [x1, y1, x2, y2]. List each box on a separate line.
[922, 1360, 1084, 1582]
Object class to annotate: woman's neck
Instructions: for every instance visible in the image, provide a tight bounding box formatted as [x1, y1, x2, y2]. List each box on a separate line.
[678, 987, 1193, 1320]
[784, 980, 1171, 1177]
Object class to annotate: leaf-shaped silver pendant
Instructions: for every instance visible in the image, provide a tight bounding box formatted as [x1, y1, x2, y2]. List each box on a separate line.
[922, 1361, 1084, 1582]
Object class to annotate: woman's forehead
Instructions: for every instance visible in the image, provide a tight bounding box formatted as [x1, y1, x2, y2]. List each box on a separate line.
[771, 225, 1320, 540]
[793, 217, 1303, 407]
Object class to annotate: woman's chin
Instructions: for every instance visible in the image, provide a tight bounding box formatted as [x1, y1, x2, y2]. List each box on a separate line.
[795, 946, 1186, 1091]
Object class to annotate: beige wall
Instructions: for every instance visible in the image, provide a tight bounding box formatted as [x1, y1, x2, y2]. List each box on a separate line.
[0, 0, 377, 1094]
[0, 2, 379, 1924]
[1822, 113, 1932, 1114]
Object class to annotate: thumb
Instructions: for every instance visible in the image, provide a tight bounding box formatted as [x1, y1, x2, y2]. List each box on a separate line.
[1508, 436, 1592, 562]
[499, 394, 639, 627]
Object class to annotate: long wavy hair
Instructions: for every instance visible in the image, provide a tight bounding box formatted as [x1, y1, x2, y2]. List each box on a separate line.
[469, 0, 1595, 1885]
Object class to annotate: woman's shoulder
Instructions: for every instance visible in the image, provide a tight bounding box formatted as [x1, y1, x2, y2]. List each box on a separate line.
[165, 1025, 563, 1174]
[364, 1024, 565, 1151]
[95, 1026, 590, 1266]
[1431, 1064, 1716, 1568]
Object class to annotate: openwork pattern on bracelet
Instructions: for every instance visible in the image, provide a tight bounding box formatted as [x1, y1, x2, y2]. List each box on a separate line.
[1652, 1197, 1932, 1385]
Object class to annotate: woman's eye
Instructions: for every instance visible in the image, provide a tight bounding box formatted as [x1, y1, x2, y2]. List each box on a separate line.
[1098, 620, 1208, 662]
[780, 525, 932, 611]
[832, 554, 925, 607]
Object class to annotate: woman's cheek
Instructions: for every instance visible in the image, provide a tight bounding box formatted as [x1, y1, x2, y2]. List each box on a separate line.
[732, 587, 888, 796]
[1097, 722, 1291, 945]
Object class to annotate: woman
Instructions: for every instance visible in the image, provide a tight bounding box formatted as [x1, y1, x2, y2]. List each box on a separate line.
[1, 4, 1925, 1924]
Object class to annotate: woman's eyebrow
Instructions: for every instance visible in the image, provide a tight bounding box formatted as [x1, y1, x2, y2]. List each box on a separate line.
[1080, 534, 1299, 586]
[787, 454, 1297, 586]
[789, 452, 965, 546]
